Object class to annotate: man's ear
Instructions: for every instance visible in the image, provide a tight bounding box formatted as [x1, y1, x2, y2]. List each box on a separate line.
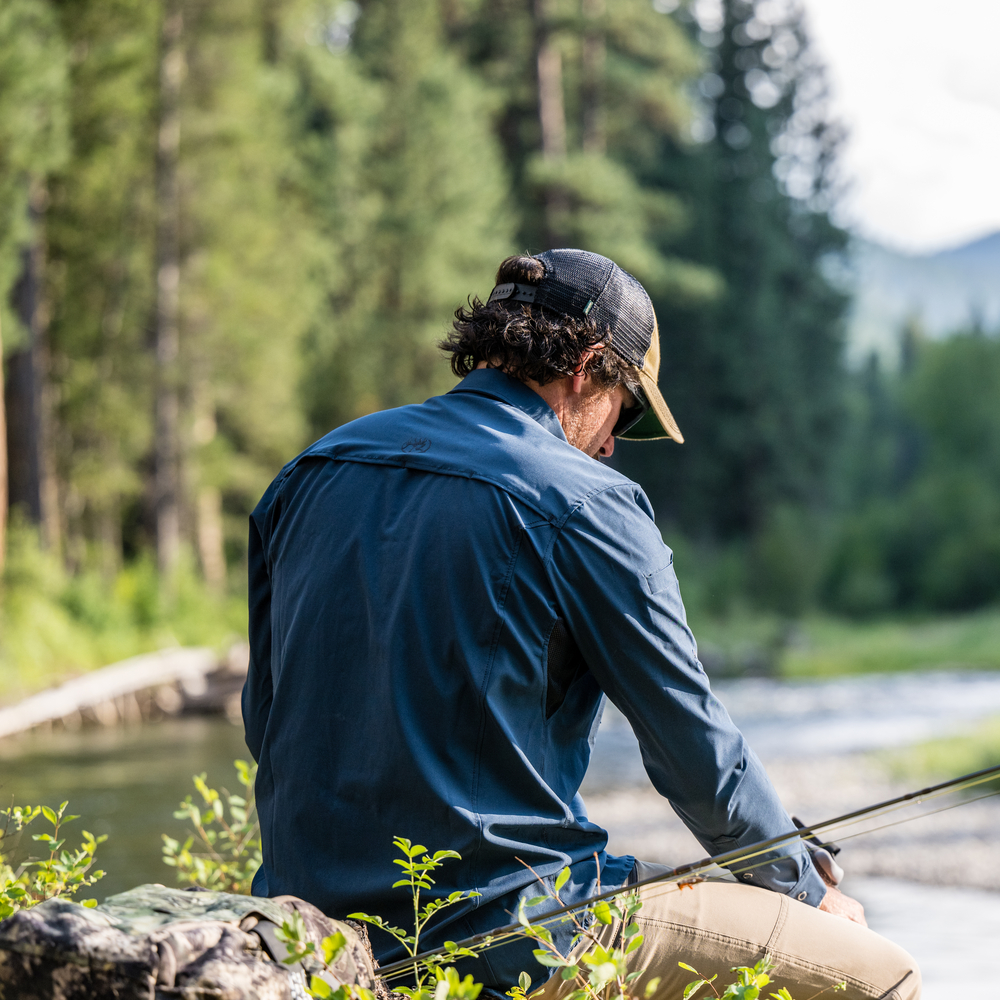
[570, 349, 597, 393]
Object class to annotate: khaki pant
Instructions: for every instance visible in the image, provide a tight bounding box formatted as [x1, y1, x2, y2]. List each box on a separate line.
[535, 862, 920, 1000]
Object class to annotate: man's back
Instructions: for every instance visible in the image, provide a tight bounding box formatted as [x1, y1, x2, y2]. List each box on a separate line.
[244, 370, 645, 964]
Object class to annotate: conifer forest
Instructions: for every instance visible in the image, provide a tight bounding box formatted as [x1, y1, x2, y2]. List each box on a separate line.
[2, 0, 1000, 688]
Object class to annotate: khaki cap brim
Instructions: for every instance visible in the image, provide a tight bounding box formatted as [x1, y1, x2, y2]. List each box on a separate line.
[617, 317, 684, 443]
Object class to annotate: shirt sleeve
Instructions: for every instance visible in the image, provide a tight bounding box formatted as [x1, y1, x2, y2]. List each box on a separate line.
[243, 510, 273, 764]
[546, 483, 826, 907]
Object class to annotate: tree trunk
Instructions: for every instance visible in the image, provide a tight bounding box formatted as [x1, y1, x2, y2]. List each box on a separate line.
[154, 0, 185, 576]
[97, 489, 122, 580]
[31, 181, 61, 555]
[535, 0, 566, 161]
[5, 192, 44, 527]
[4, 182, 60, 554]
[534, 0, 568, 248]
[581, 0, 606, 154]
[197, 486, 225, 592]
[191, 381, 225, 592]
[0, 308, 6, 575]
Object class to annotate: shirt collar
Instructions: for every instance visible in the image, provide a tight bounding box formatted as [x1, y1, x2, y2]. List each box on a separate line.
[448, 368, 567, 443]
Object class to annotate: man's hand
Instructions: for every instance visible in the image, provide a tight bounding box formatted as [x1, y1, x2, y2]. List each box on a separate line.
[818, 884, 867, 926]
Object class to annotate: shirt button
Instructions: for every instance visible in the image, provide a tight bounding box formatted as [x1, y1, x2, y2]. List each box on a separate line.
[797, 891, 807, 901]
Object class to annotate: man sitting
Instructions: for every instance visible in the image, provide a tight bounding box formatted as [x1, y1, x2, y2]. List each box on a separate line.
[243, 250, 920, 999]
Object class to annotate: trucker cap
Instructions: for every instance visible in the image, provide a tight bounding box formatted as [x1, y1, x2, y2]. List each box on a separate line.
[486, 248, 683, 442]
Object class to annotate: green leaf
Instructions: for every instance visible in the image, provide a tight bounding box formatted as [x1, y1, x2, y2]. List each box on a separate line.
[310, 976, 334, 998]
[644, 977, 661, 997]
[593, 900, 613, 925]
[560, 966, 579, 980]
[531, 950, 566, 968]
[625, 935, 644, 954]
[321, 931, 347, 965]
[678, 963, 699, 973]
[40, 806, 58, 825]
[622, 922, 640, 938]
[588, 962, 618, 987]
[554, 867, 570, 892]
[81, 899, 98, 909]
[683, 981, 707, 1000]
[524, 895, 549, 908]
[518, 972, 531, 993]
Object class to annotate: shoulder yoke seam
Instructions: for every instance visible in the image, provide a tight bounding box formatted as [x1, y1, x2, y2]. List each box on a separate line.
[291, 448, 635, 527]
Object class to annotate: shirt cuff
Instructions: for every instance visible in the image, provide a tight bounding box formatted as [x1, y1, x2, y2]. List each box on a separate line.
[781, 853, 827, 907]
[725, 844, 827, 907]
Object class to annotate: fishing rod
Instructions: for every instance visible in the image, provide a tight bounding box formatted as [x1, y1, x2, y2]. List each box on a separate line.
[375, 761, 1000, 980]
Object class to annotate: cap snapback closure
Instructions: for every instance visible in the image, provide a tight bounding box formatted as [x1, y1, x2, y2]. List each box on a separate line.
[487, 282, 538, 305]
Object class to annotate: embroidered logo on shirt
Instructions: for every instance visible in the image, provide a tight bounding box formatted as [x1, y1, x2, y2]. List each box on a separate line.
[401, 437, 431, 453]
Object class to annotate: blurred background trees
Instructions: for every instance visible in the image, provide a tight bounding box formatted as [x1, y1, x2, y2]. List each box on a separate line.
[1, 0, 999, 681]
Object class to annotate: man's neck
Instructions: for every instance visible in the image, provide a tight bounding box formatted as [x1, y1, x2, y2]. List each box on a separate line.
[474, 363, 620, 458]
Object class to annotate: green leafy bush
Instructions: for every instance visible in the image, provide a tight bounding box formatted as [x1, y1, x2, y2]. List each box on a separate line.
[0, 521, 247, 703]
[161, 760, 261, 894]
[678, 956, 845, 1000]
[0, 800, 106, 918]
[349, 837, 481, 997]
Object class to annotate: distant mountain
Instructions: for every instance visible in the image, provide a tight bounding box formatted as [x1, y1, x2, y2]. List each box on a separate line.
[843, 231, 1000, 364]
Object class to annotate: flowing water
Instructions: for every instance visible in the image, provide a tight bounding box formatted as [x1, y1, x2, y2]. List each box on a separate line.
[0, 716, 247, 898]
[583, 669, 1000, 792]
[2, 670, 998, 995]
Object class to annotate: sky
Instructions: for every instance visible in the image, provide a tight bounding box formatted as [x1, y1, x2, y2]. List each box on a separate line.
[801, 0, 1000, 254]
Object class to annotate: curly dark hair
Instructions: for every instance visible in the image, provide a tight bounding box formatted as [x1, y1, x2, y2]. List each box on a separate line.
[441, 255, 638, 390]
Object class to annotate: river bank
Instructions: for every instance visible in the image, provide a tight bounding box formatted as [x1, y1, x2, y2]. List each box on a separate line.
[2, 667, 997, 995]
[582, 674, 1000, 998]
[583, 671, 1000, 889]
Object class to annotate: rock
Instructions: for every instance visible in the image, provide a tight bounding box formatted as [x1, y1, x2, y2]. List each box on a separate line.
[0, 884, 376, 1000]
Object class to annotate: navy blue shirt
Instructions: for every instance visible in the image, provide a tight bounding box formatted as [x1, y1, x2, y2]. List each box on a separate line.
[243, 369, 825, 987]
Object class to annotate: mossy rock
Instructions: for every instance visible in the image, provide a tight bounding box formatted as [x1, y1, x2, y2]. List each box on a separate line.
[0, 884, 375, 999]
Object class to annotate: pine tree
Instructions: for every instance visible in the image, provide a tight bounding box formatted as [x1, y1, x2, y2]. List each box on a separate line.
[297, 0, 513, 436]
[451, 0, 715, 302]
[173, 0, 320, 583]
[44, 0, 159, 572]
[40, 0, 320, 581]
[617, 0, 849, 556]
[0, 0, 68, 567]
[153, 0, 184, 575]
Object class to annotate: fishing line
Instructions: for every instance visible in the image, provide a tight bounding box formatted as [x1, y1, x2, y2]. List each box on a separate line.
[380, 783, 1000, 988]
[379, 767, 1000, 983]
[380, 781, 1000, 987]
[376, 763, 1000, 981]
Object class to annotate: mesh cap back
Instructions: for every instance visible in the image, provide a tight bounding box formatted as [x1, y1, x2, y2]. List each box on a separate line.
[483, 247, 683, 442]
[532, 249, 655, 368]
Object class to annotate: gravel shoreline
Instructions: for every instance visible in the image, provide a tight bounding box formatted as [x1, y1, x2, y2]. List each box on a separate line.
[583, 751, 1000, 892]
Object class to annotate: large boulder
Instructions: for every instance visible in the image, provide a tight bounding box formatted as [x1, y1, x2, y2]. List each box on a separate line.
[0, 884, 376, 1000]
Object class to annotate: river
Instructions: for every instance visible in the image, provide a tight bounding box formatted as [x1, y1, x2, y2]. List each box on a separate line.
[0, 715, 247, 898]
[2, 669, 998, 996]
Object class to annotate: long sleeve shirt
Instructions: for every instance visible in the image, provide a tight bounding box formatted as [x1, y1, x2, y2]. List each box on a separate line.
[243, 368, 825, 988]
